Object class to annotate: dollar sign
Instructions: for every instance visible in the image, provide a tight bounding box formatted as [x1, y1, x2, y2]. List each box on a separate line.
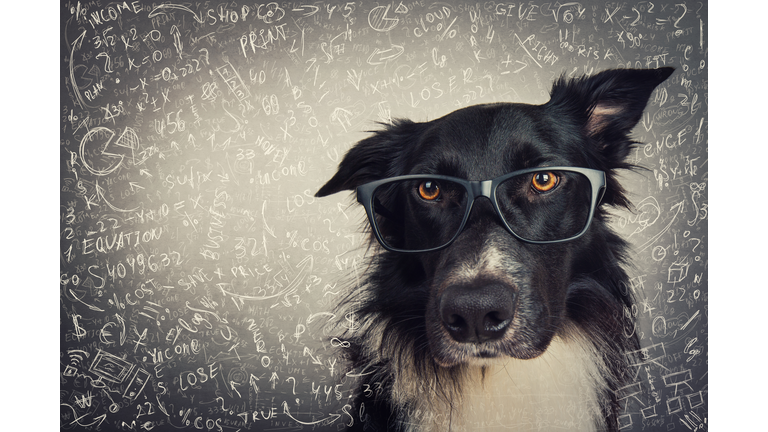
[73, 314, 87, 341]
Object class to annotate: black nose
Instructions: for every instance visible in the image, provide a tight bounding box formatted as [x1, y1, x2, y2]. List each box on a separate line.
[439, 283, 516, 343]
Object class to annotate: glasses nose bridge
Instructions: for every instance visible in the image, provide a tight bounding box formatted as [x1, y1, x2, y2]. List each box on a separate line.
[470, 179, 494, 199]
[464, 179, 500, 225]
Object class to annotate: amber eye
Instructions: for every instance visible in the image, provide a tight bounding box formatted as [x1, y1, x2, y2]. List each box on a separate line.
[531, 172, 559, 192]
[418, 181, 441, 201]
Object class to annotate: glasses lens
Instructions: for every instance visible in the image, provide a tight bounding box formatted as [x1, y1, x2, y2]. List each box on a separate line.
[496, 170, 594, 242]
[370, 177, 468, 251]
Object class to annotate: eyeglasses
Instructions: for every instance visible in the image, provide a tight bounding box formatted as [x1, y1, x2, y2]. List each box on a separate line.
[356, 167, 606, 253]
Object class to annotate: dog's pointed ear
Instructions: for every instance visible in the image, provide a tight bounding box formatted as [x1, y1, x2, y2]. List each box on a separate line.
[315, 120, 422, 197]
[545, 67, 673, 208]
[546, 67, 674, 156]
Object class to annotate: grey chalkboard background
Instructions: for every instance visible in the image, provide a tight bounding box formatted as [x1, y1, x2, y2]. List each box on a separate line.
[58, 1, 712, 430]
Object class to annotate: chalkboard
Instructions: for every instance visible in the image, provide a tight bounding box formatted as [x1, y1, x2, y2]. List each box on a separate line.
[59, 1, 707, 430]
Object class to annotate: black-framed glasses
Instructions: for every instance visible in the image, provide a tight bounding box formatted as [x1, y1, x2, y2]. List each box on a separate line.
[356, 167, 606, 253]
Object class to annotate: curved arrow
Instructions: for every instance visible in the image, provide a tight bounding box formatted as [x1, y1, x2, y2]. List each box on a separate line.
[638, 201, 685, 252]
[69, 30, 91, 109]
[60, 404, 108, 428]
[149, 4, 205, 23]
[282, 401, 341, 426]
[95, 180, 141, 213]
[307, 312, 336, 324]
[217, 256, 313, 301]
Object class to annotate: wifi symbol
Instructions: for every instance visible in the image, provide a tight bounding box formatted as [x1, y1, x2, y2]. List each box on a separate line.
[63, 350, 90, 377]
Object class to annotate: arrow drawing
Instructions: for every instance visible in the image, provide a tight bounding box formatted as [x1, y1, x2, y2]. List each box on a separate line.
[148, 4, 205, 23]
[282, 401, 341, 426]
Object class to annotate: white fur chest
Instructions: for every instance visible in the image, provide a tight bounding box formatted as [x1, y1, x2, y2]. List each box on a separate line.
[402, 337, 606, 432]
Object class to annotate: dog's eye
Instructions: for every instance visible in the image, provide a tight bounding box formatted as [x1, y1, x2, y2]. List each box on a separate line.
[418, 181, 441, 201]
[531, 172, 559, 193]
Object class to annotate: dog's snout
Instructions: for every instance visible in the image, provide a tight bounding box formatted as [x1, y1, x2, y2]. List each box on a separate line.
[440, 284, 516, 343]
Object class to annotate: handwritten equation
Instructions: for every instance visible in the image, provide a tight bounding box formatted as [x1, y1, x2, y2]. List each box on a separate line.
[60, 1, 707, 430]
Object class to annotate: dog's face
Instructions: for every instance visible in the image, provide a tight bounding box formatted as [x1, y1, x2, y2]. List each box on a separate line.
[317, 68, 673, 368]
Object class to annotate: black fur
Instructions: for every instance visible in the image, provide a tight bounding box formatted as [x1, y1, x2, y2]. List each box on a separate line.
[316, 68, 673, 432]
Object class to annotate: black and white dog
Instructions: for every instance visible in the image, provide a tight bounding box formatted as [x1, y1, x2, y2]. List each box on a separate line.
[316, 68, 673, 431]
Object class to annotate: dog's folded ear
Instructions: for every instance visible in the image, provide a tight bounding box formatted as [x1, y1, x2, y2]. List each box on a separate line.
[546, 67, 674, 157]
[315, 119, 423, 197]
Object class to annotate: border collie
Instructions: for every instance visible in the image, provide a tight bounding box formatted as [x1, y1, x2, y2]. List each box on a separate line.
[316, 67, 674, 432]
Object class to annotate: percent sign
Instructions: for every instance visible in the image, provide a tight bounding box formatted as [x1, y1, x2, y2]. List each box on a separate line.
[182, 212, 200, 232]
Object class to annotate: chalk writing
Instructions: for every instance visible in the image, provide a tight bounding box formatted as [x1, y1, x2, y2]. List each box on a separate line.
[61, 1, 707, 430]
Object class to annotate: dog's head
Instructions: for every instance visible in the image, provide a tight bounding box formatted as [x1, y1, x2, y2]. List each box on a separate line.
[316, 68, 673, 368]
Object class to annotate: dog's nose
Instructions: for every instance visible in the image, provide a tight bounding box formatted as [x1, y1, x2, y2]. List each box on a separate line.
[439, 284, 515, 343]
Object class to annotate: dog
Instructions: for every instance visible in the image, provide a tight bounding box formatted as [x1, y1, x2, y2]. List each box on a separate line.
[316, 67, 674, 432]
